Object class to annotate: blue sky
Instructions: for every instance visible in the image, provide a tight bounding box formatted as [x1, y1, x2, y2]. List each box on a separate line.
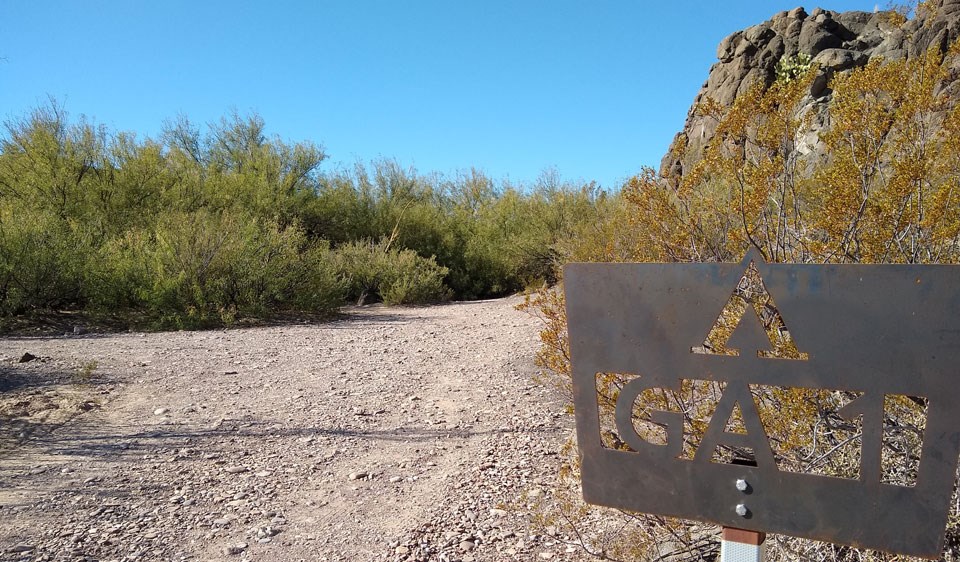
[1, 1, 876, 189]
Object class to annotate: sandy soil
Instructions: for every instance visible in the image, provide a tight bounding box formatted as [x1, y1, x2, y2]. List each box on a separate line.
[0, 296, 585, 562]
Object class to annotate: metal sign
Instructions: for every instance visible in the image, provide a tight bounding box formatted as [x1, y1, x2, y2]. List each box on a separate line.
[564, 250, 960, 558]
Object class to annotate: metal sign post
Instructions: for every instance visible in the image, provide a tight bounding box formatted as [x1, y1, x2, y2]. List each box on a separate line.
[563, 250, 960, 559]
[721, 527, 765, 562]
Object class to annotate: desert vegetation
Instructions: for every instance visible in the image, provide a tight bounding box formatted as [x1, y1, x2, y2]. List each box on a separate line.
[0, 105, 613, 328]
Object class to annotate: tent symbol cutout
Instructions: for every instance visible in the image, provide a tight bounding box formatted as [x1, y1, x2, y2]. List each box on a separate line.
[691, 251, 809, 360]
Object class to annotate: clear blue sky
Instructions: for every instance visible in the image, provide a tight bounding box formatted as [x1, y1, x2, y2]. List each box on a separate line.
[1, 1, 876, 189]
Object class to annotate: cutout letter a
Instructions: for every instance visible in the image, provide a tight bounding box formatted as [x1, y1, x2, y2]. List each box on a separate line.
[691, 250, 809, 360]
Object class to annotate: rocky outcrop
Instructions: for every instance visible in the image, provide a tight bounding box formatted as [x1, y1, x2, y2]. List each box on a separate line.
[661, 1, 960, 178]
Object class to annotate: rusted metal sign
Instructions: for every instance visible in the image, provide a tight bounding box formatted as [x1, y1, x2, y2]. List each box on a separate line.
[564, 250, 960, 558]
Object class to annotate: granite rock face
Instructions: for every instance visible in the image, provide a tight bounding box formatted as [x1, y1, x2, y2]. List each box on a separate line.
[661, 1, 960, 179]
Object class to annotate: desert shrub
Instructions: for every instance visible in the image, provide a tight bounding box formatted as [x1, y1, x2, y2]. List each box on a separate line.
[307, 163, 615, 301]
[0, 206, 90, 315]
[144, 210, 260, 324]
[293, 241, 347, 312]
[378, 246, 451, 305]
[436, 174, 620, 297]
[0, 103, 611, 320]
[334, 239, 450, 305]
[333, 240, 384, 305]
[301, 171, 379, 244]
[89, 210, 342, 327]
[88, 229, 154, 310]
[774, 52, 813, 83]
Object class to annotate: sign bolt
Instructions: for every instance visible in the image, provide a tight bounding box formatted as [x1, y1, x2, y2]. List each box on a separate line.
[735, 503, 749, 517]
[736, 479, 749, 492]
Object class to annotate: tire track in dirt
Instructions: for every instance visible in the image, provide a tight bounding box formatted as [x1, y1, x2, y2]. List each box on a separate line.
[0, 297, 584, 561]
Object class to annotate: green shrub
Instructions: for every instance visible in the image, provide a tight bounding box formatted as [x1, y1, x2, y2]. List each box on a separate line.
[775, 52, 813, 83]
[294, 241, 346, 312]
[0, 105, 613, 320]
[0, 206, 89, 314]
[88, 210, 343, 327]
[88, 229, 154, 310]
[333, 239, 383, 305]
[378, 246, 451, 305]
[334, 239, 451, 305]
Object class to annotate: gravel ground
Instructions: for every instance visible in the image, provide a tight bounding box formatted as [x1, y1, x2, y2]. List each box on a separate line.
[0, 296, 587, 562]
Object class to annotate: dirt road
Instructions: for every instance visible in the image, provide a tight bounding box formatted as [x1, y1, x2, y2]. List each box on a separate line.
[0, 297, 582, 561]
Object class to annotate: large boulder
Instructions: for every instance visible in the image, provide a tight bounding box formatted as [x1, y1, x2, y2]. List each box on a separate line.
[660, 1, 960, 179]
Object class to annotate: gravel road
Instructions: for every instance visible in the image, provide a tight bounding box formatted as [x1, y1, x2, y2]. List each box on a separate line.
[0, 296, 584, 562]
